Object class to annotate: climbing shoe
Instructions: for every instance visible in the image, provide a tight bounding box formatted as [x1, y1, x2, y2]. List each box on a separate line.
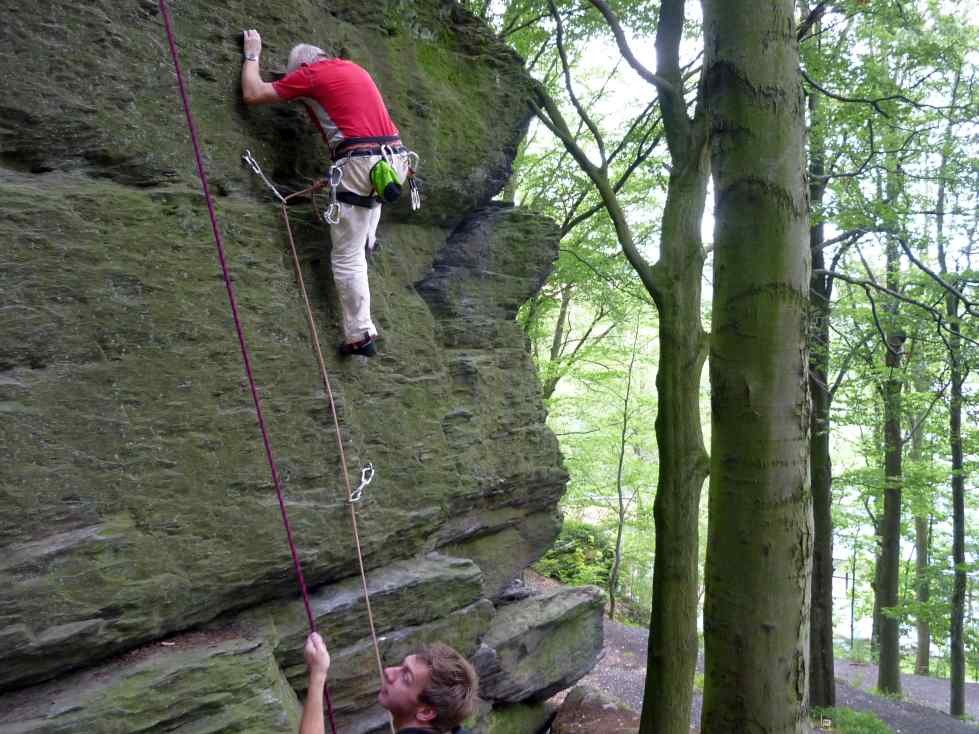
[339, 333, 377, 358]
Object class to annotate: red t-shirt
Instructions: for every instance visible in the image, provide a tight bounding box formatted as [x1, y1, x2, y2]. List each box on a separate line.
[272, 59, 399, 153]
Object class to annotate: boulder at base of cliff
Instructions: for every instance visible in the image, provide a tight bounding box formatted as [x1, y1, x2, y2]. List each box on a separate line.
[473, 586, 605, 704]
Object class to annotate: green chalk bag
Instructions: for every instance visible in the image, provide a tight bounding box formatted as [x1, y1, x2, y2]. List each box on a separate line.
[370, 160, 403, 204]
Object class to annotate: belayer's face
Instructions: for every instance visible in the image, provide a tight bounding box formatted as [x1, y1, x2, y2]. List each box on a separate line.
[378, 654, 432, 721]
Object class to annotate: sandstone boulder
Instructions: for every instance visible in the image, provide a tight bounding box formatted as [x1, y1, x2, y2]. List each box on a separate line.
[473, 587, 605, 703]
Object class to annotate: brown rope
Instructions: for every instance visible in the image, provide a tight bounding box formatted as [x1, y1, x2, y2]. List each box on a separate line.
[280, 184, 393, 734]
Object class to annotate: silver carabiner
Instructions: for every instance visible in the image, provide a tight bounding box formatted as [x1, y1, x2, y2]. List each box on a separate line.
[324, 202, 341, 225]
[242, 149, 261, 175]
[329, 165, 344, 188]
[349, 462, 375, 503]
[241, 149, 287, 203]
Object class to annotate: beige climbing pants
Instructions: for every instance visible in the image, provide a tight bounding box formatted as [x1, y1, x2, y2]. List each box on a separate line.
[329, 153, 408, 343]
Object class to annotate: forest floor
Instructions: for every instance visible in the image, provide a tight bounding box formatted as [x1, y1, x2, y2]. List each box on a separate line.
[528, 571, 979, 732]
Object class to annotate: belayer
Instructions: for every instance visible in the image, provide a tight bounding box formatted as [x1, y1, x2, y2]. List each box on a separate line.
[299, 632, 478, 734]
[240, 29, 414, 358]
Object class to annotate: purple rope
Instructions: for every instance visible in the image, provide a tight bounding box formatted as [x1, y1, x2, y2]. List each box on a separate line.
[156, 3, 337, 731]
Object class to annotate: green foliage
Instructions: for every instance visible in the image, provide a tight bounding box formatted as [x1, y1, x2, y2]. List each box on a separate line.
[534, 518, 615, 589]
[811, 707, 894, 734]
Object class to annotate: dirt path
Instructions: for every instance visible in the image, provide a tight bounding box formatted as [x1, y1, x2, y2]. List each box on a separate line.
[561, 612, 979, 732]
[835, 660, 979, 729]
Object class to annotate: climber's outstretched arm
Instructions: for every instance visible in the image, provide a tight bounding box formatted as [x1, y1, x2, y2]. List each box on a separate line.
[241, 29, 281, 106]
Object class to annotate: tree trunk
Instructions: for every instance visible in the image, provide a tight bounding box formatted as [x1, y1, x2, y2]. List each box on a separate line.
[934, 73, 967, 713]
[850, 544, 858, 651]
[910, 371, 931, 677]
[876, 238, 904, 695]
[871, 554, 882, 656]
[700, 2, 812, 731]
[641, 165, 709, 734]
[540, 286, 572, 400]
[808, 87, 835, 709]
[609, 320, 641, 622]
[638, 2, 711, 733]
[948, 312, 965, 715]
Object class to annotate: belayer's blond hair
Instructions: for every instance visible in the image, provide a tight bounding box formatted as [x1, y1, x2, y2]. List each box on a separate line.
[415, 643, 479, 733]
[286, 43, 331, 72]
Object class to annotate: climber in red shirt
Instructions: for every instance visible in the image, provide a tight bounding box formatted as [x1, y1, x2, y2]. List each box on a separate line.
[240, 29, 410, 358]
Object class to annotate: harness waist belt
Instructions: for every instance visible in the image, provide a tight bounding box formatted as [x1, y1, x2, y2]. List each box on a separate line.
[334, 135, 402, 157]
[337, 190, 382, 209]
[341, 145, 408, 159]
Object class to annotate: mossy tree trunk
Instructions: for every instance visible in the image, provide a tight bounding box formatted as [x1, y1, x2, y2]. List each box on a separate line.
[936, 82, 966, 711]
[537, 3, 711, 732]
[913, 514, 931, 676]
[700, 1, 812, 731]
[638, 2, 710, 733]
[910, 370, 932, 677]
[808, 88, 835, 710]
[948, 312, 966, 716]
[876, 231, 904, 696]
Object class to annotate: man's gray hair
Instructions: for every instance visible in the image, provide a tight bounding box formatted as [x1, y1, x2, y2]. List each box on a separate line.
[287, 44, 331, 72]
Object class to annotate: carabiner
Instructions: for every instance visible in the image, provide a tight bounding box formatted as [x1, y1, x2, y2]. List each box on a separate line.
[324, 202, 341, 225]
[349, 462, 375, 503]
[242, 150, 261, 175]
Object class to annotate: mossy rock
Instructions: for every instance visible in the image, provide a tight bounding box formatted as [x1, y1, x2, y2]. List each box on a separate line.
[0, 3, 569, 729]
[474, 587, 605, 704]
[0, 634, 301, 733]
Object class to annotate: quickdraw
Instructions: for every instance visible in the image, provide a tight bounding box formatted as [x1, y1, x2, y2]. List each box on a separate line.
[242, 149, 286, 204]
[324, 163, 344, 225]
[349, 463, 375, 504]
[406, 151, 421, 211]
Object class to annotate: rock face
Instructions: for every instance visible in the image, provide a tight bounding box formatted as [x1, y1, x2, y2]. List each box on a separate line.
[0, 0, 602, 730]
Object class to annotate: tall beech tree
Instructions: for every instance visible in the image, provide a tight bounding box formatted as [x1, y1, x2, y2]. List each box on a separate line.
[700, 2, 812, 731]
[877, 234, 906, 695]
[938, 69, 968, 715]
[529, 2, 710, 731]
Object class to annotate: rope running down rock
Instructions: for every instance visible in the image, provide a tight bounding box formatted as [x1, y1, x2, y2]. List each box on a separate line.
[156, 4, 341, 732]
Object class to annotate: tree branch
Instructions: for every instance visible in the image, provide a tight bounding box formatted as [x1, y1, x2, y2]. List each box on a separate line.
[531, 87, 663, 303]
[895, 235, 979, 318]
[825, 270, 979, 349]
[797, 1, 830, 42]
[800, 69, 931, 118]
[548, 1, 607, 167]
[586, 0, 680, 102]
